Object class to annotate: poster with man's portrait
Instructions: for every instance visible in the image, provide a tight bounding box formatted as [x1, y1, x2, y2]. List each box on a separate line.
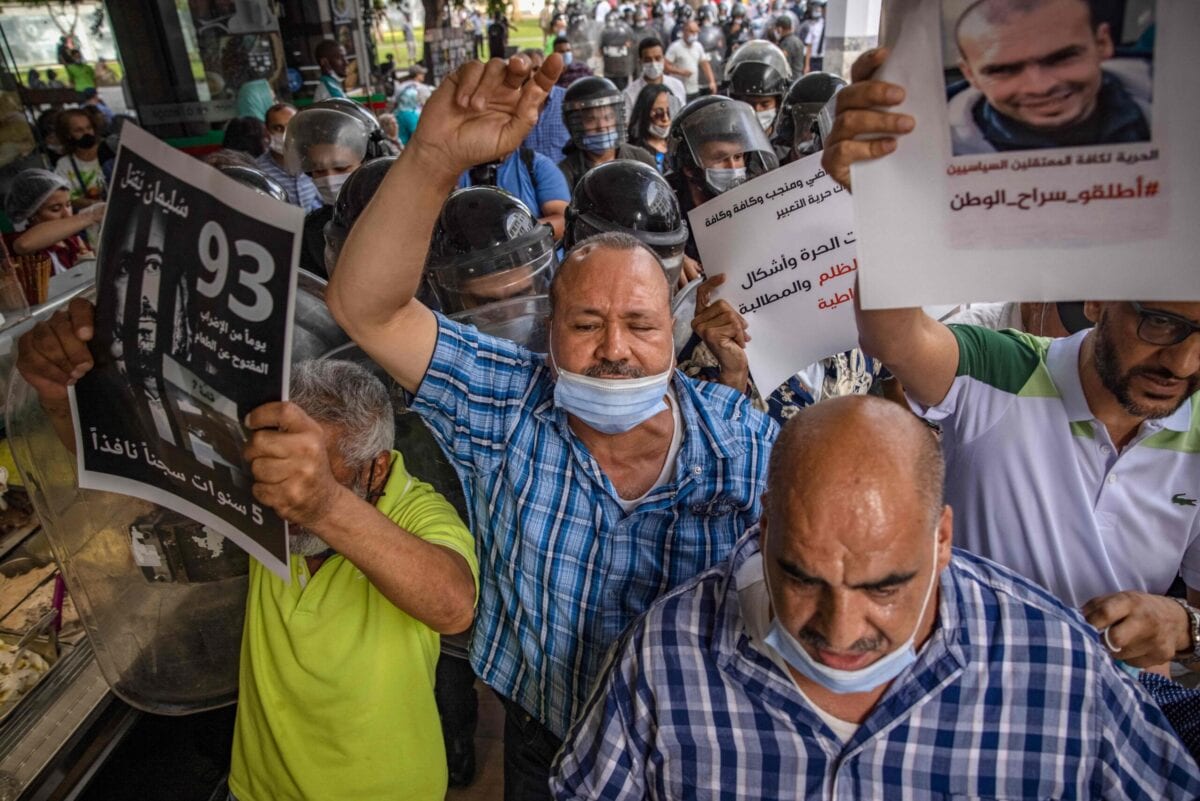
[850, 0, 1196, 310]
[69, 124, 302, 579]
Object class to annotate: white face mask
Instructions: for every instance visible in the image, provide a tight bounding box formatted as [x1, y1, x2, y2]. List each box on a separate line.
[313, 172, 350, 205]
[643, 60, 664, 80]
[268, 132, 286, 155]
[756, 109, 777, 132]
[648, 122, 671, 138]
[683, 34, 696, 45]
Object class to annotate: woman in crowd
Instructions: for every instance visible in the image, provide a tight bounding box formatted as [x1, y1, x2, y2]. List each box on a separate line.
[52, 108, 107, 212]
[627, 83, 678, 174]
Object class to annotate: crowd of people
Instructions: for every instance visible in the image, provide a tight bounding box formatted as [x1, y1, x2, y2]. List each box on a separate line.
[8, 0, 1200, 799]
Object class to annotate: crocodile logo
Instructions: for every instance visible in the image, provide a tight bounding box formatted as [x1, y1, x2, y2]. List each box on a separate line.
[1173, 493, 1198, 507]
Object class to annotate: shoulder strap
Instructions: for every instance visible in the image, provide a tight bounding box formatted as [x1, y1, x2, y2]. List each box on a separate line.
[520, 147, 536, 180]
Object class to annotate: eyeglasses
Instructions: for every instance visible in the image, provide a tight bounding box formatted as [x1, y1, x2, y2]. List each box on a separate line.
[649, 107, 671, 120]
[1130, 302, 1200, 346]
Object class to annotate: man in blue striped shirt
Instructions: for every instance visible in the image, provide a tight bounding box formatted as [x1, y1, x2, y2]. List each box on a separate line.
[328, 54, 776, 800]
[553, 397, 1200, 800]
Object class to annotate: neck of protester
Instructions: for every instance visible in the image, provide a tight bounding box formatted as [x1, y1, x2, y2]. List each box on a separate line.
[1076, 330, 1145, 449]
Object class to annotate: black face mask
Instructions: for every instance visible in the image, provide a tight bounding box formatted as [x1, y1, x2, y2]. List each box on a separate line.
[72, 133, 98, 150]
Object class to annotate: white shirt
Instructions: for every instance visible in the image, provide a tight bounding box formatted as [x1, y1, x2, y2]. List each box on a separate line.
[946, 302, 1024, 332]
[665, 39, 709, 94]
[594, 1, 612, 21]
[914, 327, 1200, 608]
[735, 551, 859, 742]
[798, 18, 825, 57]
[621, 75, 688, 124]
[616, 388, 683, 513]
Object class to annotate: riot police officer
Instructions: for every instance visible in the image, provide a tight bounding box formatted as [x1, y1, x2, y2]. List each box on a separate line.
[599, 12, 635, 89]
[669, 2, 693, 42]
[216, 164, 291, 205]
[283, 101, 376, 276]
[696, 5, 728, 85]
[425, 186, 556, 351]
[666, 94, 778, 258]
[563, 160, 689, 289]
[771, 70, 845, 164]
[310, 97, 392, 161]
[723, 3, 752, 57]
[558, 76, 657, 190]
[321, 156, 398, 279]
[723, 39, 791, 136]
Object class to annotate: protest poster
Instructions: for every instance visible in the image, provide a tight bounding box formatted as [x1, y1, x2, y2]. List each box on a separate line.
[852, 0, 1200, 309]
[688, 152, 861, 396]
[69, 124, 302, 580]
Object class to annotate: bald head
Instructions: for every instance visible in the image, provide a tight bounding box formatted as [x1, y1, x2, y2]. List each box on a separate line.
[550, 232, 670, 314]
[766, 396, 944, 533]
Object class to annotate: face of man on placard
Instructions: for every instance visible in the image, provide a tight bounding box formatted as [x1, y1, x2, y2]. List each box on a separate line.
[956, 0, 1114, 131]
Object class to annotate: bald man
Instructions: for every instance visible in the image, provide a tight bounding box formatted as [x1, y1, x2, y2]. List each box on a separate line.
[552, 397, 1200, 800]
[949, 0, 1151, 154]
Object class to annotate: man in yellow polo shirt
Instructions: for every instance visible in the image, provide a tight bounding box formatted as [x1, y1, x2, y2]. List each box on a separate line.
[231, 359, 478, 801]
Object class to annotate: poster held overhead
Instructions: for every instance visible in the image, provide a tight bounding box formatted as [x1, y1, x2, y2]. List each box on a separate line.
[851, 0, 1198, 309]
[68, 123, 302, 580]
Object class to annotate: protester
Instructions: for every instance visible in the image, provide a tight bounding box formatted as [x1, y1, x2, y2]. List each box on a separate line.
[554, 36, 594, 87]
[551, 397, 1200, 799]
[666, 20, 717, 101]
[222, 116, 267, 158]
[393, 85, 422, 145]
[627, 84, 680, 172]
[458, 142, 570, 240]
[3, 169, 101, 275]
[557, 76, 656, 191]
[377, 113, 404, 155]
[52, 109, 106, 217]
[14, 337, 478, 801]
[823, 48, 1200, 673]
[392, 64, 434, 109]
[313, 39, 349, 101]
[254, 103, 322, 213]
[621, 38, 688, 124]
[328, 53, 776, 799]
[949, 0, 1150, 154]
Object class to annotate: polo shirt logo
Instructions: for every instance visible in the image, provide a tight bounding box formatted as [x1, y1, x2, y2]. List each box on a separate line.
[1172, 493, 1198, 507]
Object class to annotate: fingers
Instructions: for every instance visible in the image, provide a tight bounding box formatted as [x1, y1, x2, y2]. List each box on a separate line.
[470, 58, 513, 112]
[692, 301, 750, 347]
[67, 297, 94, 341]
[243, 401, 318, 434]
[16, 309, 95, 391]
[849, 46, 889, 83]
[502, 54, 532, 90]
[537, 52, 565, 88]
[1082, 592, 1129, 632]
[454, 60, 486, 108]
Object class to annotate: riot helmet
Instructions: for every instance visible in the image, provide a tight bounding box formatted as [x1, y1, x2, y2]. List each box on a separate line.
[724, 39, 791, 131]
[426, 186, 556, 315]
[282, 103, 370, 204]
[667, 94, 779, 197]
[600, 15, 634, 79]
[562, 76, 626, 154]
[216, 165, 291, 204]
[676, 4, 694, 20]
[730, 3, 747, 18]
[774, 71, 846, 158]
[697, 4, 717, 24]
[310, 97, 391, 160]
[564, 160, 689, 287]
[322, 156, 397, 275]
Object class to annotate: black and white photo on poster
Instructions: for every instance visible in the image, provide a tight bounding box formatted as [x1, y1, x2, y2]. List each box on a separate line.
[68, 124, 303, 580]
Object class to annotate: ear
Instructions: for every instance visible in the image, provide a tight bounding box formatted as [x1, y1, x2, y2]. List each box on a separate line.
[1083, 300, 1104, 325]
[935, 504, 953, 571]
[371, 450, 391, 495]
[958, 58, 978, 90]
[1094, 22, 1114, 60]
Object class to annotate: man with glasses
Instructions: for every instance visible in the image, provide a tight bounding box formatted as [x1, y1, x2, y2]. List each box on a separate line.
[844, 291, 1200, 673]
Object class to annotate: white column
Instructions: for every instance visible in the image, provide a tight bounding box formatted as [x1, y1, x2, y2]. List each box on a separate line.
[822, 0, 883, 79]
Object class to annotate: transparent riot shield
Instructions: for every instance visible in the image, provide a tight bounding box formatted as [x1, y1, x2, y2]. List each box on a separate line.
[450, 294, 552, 354]
[5, 270, 350, 714]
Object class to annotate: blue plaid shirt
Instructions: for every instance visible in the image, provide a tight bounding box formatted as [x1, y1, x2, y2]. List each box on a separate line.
[411, 315, 776, 737]
[254, 151, 322, 213]
[523, 84, 571, 164]
[552, 532, 1200, 799]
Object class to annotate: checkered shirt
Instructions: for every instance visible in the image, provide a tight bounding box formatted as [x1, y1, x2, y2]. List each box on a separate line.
[411, 314, 776, 738]
[523, 84, 572, 164]
[552, 531, 1200, 799]
[254, 151, 322, 212]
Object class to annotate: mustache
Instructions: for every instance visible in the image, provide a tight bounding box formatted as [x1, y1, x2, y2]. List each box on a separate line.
[583, 360, 646, 379]
[795, 628, 883, 655]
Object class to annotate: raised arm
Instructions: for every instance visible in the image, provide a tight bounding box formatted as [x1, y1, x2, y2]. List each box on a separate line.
[12, 203, 105, 256]
[327, 54, 562, 394]
[822, 48, 958, 408]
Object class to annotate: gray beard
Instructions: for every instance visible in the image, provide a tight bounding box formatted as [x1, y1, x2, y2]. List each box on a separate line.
[286, 477, 373, 557]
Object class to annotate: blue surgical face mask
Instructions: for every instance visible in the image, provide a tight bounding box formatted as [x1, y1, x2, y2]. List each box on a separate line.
[562, 50, 574, 65]
[551, 345, 672, 434]
[763, 526, 940, 695]
[580, 129, 620, 153]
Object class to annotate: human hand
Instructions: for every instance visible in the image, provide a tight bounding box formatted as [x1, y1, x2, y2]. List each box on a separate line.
[407, 54, 563, 178]
[692, 274, 750, 391]
[82, 202, 106, 224]
[243, 402, 344, 530]
[1083, 591, 1191, 668]
[821, 48, 914, 192]
[678, 254, 704, 289]
[16, 298, 94, 407]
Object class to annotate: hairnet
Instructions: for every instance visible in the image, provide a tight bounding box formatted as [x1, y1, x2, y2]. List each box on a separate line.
[5, 168, 69, 227]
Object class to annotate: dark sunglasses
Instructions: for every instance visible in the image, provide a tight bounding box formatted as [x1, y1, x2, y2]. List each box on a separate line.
[1130, 302, 1200, 346]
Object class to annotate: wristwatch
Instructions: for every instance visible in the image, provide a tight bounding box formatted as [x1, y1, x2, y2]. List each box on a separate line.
[1172, 597, 1200, 664]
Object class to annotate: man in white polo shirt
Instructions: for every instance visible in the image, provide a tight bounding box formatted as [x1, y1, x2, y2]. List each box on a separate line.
[819, 50, 1200, 673]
